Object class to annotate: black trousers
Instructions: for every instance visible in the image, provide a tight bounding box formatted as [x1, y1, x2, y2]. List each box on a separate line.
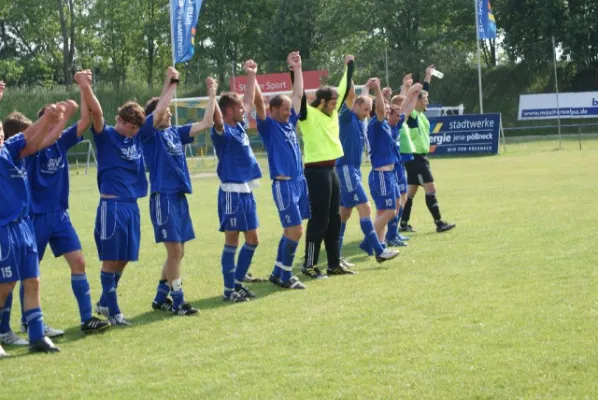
[303, 165, 341, 268]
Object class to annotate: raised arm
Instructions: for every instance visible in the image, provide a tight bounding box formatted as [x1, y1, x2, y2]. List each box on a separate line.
[372, 79, 386, 122]
[339, 55, 355, 110]
[345, 83, 356, 109]
[288, 51, 303, 113]
[154, 67, 179, 127]
[382, 87, 392, 103]
[400, 73, 413, 97]
[74, 71, 91, 137]
[34, 100, 79, 152]
[423, 64, 434, 91]
[190, 77, 218, 136]
[401, 83, 423, 117]
[0, 81, 5, 104]
[242, 60, 257, 117]
[78, 70, 104, 133]
[213, 98, 224, 134]
[254, 78, 267, 121]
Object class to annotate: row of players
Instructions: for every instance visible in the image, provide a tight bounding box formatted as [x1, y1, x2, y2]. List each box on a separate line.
[0, 52, 453, 356]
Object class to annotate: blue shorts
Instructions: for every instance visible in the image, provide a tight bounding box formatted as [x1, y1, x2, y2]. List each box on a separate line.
[150, 193, 195, 243]
[272, 177, 311, 228]
[94, 199, 141, 262]
[394, 163, 408, 196]
[368, 170, 397, 210]
[31, 210, 82, 260]
[337, 165, 369, 208]
[0, 219, 39, 283]
[218, 190, 259, 232]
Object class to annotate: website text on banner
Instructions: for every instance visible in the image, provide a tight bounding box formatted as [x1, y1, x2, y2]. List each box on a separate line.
[171, 0, 203, 64]
[428, 113, 501, 156]
[518, 92, 598, 120]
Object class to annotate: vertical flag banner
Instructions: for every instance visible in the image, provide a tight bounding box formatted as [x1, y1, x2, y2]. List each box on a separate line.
[477, 0, 497, 39]
[171, 0, 203, 63]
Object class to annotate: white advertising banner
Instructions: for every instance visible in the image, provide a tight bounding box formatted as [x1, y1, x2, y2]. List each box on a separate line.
[518, 92, 598, 120]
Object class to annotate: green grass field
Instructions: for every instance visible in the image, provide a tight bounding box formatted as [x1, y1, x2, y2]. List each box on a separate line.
[1, 139, 597, 399]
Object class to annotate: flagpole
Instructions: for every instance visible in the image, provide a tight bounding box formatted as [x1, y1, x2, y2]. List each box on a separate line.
[475, 0, 484, 114]
[169, 0, 180, 126]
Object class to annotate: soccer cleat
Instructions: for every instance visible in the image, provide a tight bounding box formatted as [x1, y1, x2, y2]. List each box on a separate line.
[0, 344, 7, 358]
[0, 330, 29, 346]
[44, 325, 64, 338]
[399, 224, 417, 233]
[29, 337, 60, 353]
[397, 233, 410, 241]
[281, 276, 307, 289]
[223, 292, 250, 303]
[172, 302, 199, 316]
[376, 248, 400, 263]
[244, 272, 266, 283]
[236, 286, 257, 298]
[386, 237, 408, 247]
[95, 302, 110, 319]
[152, 297, 173, 312]
[359, 240, 374, 256]
[340, 257, 355, 268]
[302, 267, 327, 280]
[269, 274, 284, 287]
[108, 314, 132, 327]
[327, 265, 357, 275]
[436, 221, 456, 233]
[81, 317, 111, 334]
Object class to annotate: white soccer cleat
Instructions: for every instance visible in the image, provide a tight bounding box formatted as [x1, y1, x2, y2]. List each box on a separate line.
[376, 248, 400, 263]
[0, 344, 7, 357]
[95, 302, 110, 319]
[0, 330, 29, 346]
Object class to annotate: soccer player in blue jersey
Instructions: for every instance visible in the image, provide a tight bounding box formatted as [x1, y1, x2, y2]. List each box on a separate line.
[212, 60, 262, 302]
[89, 87, 148, 326]
[141, 68, 218, 315]
[367, 79, 422, 243]
[0, 101, 78, 354]
[336, 78, 400, 263]
[254, 52, 309, 290]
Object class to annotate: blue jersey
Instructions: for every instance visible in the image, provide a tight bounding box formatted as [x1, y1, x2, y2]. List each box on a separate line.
[0, 134, 30, 225]
[26, 124, 82, 214]
[367, 118, 400, 169]
[336, 105, 366, 167]
[256, 109, 302, 179]
[391, 121, 403, 164]
[92, 123, 148, 199]
[211, 122, 262, 184]
[140, 114, 194, 194]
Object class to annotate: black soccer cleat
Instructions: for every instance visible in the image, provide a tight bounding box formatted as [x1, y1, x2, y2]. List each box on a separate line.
[29, 337, 60, 354]
[269, 274, 284, 287]
[375, 248, 400, 263]
[281, 276, 307, 289]
[436, 221, 456, 233]
[327, 265, 357, 275]
[399, 224, 417, 233]
[81, 317, 111, 334]
[152, 297, 174, 312]
[172, 302, 199, 316]
[244, 272, 266, 283]
[302, 267, 327, 279]
[223, 292, 250, 303]
[236, 286, 257, 298]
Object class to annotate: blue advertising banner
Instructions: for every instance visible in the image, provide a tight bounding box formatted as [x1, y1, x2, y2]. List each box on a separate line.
[428, 113, 501, 156]
[476, 0, 497, 40]
[171, 0, 203, 64]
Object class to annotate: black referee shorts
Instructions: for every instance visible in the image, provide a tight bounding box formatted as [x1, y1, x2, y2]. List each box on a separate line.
[404, 154, 434, 185]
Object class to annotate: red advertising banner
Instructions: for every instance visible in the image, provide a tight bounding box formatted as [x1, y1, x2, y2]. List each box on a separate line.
[230, 70, 328, 94]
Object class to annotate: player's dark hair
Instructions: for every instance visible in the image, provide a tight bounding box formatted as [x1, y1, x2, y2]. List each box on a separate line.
[3, 111, 32, 139]
[117, 101, 146, 127]
[144, 97, 160, 116]
[310, 86, 338, 108]
[218, 92, 241, 116]
[269, 95, 291, 111]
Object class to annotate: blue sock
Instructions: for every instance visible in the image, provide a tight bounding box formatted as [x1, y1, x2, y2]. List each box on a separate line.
[100, 271, 122, 307]
[235, 243, 257, 290]
[272, 236, 286, 278]
[71, 274, 92, 323]
[386, 215, 400, 242]
[153, 280, 170, 304]
[0, 292, 12, 334]
[339, 221, 347, 254]
[281, 238, 299, 282]
[360, 218, 384, 256]
[222, 245, 237, 297]
[24, 308, 44, 342]
[100, 271, 121, 317]
[171, 289, 184, 311]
